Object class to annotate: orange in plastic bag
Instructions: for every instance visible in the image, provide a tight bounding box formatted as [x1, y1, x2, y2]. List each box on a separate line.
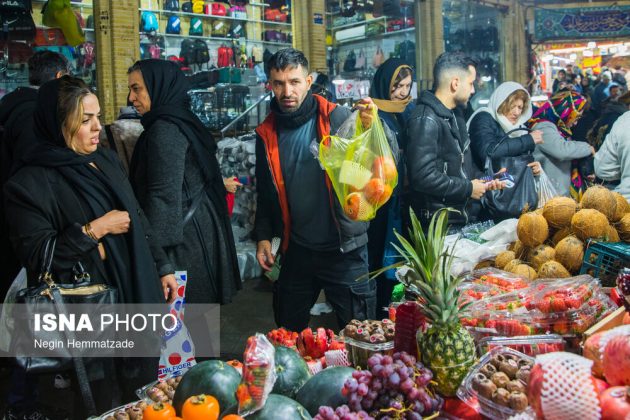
[319, 107, 397, 222]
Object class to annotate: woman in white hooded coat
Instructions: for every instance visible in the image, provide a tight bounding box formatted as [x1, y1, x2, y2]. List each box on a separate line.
[467, 81, 544, 173]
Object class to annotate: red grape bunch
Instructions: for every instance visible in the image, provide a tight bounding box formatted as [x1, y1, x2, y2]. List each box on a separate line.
[315, 352, 442, 420]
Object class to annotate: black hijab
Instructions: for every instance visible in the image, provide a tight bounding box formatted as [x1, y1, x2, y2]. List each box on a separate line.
[21, 76, 163, 304]
[129, 59, 225, 203]
[370, 58, 413, 114]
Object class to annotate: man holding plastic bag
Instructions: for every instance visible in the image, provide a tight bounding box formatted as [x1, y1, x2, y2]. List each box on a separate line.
[254, 48, 397, 331]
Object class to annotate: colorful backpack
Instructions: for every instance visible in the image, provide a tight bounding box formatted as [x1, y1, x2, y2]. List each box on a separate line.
[194, 39, 210, 66]
[166, 16, 181, 34]
[163, 0, 179, 11]
[141, 11, 159, 32]
[180, 39, 197, 65]
[189, 17, 203, 36]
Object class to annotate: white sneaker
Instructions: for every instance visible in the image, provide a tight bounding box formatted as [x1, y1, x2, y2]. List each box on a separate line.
[310, 302, 333, 316]
[53, 373, 71, 389]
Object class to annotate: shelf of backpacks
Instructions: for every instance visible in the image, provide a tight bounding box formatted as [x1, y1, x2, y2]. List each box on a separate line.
[138, 8, 292, 27]
[32, 0, 92, 7]
[330, 16, 386, 31]
[144, 31, 291, 46]
[335, 27, 414, 45]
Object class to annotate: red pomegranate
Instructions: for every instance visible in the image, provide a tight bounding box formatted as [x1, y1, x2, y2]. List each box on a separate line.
[600, 387, 630, 420]
[603, 334, 630, 386]
[584, 332, 606, 378]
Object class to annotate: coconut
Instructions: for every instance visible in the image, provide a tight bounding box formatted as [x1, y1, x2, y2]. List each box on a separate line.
[495, 251, 516, 269]
[517, 212, 549, 247]
[474, 260, 494, 270]
[528, 245, 556, 271]
[542, 197, 577, 228]
[618, 213, 630, 241]
[503, 259, 523, 273]
[551, 227, 572, 246]
[580, 185, 617, 221]
[571, 209, 610, 241]
[612, 193, 630, 222]
[554, 236, 585, 274]
[512, 240, 529, 259]
[538, 261, 571, 279]
[534, 208, 544, 216]
[512, 264, 538, 280]
[607, 225, 620, 242]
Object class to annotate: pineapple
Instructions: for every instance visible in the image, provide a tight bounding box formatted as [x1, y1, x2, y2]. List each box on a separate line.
[382, 208, 476, 396]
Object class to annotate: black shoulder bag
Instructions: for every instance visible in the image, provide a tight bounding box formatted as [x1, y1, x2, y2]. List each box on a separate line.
[14, 237, 118, 415]
[481, 127, 539, 220]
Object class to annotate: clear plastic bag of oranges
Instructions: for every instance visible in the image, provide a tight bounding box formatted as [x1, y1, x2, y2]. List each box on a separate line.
[319, 107, 397, 221]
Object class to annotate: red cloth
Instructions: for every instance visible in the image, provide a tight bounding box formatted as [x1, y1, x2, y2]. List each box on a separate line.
[226, 192, 235, 217]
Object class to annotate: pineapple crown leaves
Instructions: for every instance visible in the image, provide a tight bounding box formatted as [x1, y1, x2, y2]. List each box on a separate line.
[381, 208, 470, 326]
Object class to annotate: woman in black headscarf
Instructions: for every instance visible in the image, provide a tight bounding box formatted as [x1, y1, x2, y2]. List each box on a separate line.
[4, 75, 177, 414]
[368, 58, 416, 317]
[127, 59, 241, 305]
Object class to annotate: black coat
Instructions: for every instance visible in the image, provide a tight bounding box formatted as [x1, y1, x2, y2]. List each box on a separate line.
[4, 148, 168, 303]
[406, 90, 482, 227]
[468, 111, 536, 171]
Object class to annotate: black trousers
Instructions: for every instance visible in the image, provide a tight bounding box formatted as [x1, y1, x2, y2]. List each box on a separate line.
[273, 241, 376, 331]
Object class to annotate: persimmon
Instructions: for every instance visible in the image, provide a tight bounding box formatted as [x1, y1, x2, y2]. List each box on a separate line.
[181, 394, 219, 420]
[143, 402, 176, 420]
[222, 415, 245, 420]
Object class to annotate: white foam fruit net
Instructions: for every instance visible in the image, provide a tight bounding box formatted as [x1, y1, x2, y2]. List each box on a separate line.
[598, 325, 630, 359]
[537, 352, 601, 420]
[325, 349, 350, 367]
[307, 359, 323, 375]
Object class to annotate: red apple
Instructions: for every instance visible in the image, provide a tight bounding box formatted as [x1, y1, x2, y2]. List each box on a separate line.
[372, 156, 397, 183]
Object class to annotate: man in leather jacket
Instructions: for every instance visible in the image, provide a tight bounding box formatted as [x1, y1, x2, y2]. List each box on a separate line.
[406, 52, 502, 229]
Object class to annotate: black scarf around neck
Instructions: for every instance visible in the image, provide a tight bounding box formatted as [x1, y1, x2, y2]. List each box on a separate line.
[270, 92, 318, 129]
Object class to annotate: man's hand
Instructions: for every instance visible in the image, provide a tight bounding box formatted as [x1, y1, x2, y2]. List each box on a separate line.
[486, 179, 506, 190]
[470, 179, 488, 200]
[528, 161, 542, 176]
[355, 97, 377, 129]
[223, 177, 242, 193]
[160, 274, 178, 304]
[256, 240, 275, 272]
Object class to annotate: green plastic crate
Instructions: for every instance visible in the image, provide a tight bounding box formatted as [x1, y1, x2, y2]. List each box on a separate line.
[580, 241, 630, 287]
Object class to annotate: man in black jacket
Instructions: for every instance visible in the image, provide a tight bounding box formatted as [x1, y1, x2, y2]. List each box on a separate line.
[254, 48, 381, 331]
[406, 52, 502, 229]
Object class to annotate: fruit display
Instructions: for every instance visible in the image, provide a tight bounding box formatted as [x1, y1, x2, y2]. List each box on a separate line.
[236, 334, 276, 416]
[172, 360, 241, 415]
[393, 301, 426, 356]
[272, 346, 311, 398]
[457, 347, 534, 419]
[102, 400, 148, 420]
[296, 327, 345, 361]
[141, 376, 182, 405]
[295, 367, 355, 416]
[267, 328, 298, 348]
[477, 335, 565, 356]
[341, 319, 395, 368]
[317, 352, 442, 419]
[461, 275, 618, 337]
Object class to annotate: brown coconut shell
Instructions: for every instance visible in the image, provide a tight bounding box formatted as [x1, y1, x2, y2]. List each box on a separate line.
[542, 197, 577, 228]
[474, 260, 494, 270]
[503, 259, 523, 273]
[517, 212, 549, 247]
[495, 251, 516, 269]
[571, 209, 610, 241]
[554, 236, 585, 274]
[528, 245, 556, 271]
[607, 225, 620, 242]
[512, 264, 538, 280]
[612, 193, 630, 222]
[538, 261, 571, 279]
[512, 240, 529, 259]
[618, 213, 630, 241]
[580, 185, 617, 221]
[551, 227, 572, 246]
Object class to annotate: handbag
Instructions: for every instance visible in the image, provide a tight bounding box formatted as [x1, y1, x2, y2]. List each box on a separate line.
[13, 237, 118, 415]
[481, 128, 539, 220]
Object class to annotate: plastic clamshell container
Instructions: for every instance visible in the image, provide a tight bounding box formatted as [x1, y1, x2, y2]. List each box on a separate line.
[136, 376, 182, 404]
[96, 401, 147, 420]
[457, 347, 535, 420]
[477, 334, 565, 356]
[460, 267, 530, 292]
[338, 330, 394, 369]
[458, 282, 503, 305]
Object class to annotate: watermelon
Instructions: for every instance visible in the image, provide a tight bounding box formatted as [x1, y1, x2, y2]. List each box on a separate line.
[173, 360, 240, 415]
[272, 346, 311, 398]
[221, 394, 312, 419]
[295, 366, 355, 416]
